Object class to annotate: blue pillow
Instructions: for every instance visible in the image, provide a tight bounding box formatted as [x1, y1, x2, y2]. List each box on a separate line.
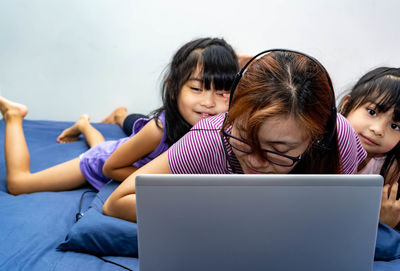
[57, 181, 138, 256]
[375, 222, 400, 261]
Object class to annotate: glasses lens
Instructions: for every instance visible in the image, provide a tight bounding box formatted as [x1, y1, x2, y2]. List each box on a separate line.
[228, 136, 251, 153]
[226, 132, 297, 167]
[262, 151, 294, 166]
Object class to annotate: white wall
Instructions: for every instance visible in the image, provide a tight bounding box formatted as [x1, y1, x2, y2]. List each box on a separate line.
[0, 0, 399, 121]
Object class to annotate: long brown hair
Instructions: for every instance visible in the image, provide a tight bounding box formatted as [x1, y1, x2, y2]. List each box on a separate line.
[222, 51, 341, 173]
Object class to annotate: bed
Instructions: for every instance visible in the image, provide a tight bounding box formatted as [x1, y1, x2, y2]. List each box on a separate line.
[0, 118, 400, 271]
[0, 119, 138, 271]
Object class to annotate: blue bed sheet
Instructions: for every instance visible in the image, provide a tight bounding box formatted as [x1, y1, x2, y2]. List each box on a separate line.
[0, 119, 138, 271]
[374, 260, 400, 271]
[1, 119, 400, 270]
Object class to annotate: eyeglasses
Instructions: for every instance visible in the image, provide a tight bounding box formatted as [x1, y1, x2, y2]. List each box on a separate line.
[222, 131, 302, 167]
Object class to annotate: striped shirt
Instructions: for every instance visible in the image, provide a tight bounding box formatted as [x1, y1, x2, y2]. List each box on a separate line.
[168, 113, 366, 174]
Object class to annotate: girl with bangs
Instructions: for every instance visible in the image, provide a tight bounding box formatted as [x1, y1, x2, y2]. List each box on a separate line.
[340, 67, 400, 229]
[103, 50, 366, 222]
[0, 37, 239, 194]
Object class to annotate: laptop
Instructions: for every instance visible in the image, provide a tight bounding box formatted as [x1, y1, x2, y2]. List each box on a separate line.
[135, 174, 383, 271]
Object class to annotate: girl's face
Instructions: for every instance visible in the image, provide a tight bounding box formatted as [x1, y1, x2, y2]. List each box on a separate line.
[346, 102, 400, 156]
[231, 115, 311, 174]
[177, 67, 229, 126]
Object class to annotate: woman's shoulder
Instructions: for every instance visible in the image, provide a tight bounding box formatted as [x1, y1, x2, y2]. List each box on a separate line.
[336, 113, 360, 143]
[168, 113, 229, 174]
[336, 113, 351, 130]
[191, 113, 226, 131]
[336, 113, 367, 173]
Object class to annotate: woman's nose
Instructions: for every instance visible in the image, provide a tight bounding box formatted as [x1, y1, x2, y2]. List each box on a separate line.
[246, 152, 269, 168]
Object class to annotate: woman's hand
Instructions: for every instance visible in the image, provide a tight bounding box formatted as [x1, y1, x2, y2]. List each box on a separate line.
[379, 182, 400, 228]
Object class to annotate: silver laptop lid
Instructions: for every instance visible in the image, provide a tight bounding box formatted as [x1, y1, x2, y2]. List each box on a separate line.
[136, 174, 383, 271]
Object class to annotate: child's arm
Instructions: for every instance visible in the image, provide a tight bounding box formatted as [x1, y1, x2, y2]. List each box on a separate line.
[102, 118, 164, 182]
[380, 182, 400, 228]
[103, 151, 171, 222]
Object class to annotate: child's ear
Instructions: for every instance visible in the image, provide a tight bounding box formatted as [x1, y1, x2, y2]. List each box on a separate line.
[340, 95, 351, 112]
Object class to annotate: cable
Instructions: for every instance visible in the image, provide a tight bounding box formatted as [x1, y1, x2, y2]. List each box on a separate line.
[75, 190, 96, 222]
[95, 255, 134, 271]
[75, 190, 135, 270]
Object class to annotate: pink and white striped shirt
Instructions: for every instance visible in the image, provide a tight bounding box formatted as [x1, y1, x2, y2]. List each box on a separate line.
[168, 113, 366, 174]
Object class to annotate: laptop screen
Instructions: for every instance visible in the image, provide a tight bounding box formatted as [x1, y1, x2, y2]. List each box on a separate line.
[136, 174, 382, 271]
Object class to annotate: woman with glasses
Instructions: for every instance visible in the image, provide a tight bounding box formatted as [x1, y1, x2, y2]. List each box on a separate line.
[103, 50, 367, 222]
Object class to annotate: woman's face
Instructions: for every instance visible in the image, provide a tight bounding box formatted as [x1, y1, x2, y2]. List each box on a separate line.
[231, 115, 311, 174]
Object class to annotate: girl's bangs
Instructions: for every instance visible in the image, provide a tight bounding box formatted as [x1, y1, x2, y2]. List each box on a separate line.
[372, 81, 400, 121]
[201, 45, 238, 90]
[357, 77, 400, 121]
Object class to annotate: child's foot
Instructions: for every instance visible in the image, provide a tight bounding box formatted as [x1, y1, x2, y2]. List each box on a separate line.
[101, 106, 128, 124]
[0, 96, 28, 120]
[238, 54, 254, 69]
[57, 114, 90, 143]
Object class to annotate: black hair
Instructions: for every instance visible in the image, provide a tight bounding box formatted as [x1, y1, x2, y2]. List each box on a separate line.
[152, 37, 239, 145]
[340, 67, 400, 184]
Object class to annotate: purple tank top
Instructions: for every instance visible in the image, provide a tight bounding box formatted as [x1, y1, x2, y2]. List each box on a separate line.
[80, 112, 168, 190]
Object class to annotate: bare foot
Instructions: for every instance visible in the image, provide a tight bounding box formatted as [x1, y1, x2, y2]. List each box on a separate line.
[57, 114, 90, 143]
[101, 106, 128, 125]
[0, 96, 28, 120]
[237, 55, 254, 69]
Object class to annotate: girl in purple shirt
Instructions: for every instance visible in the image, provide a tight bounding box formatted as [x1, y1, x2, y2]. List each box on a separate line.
[0, 37, 239, 194]
[104, 49, 366, 222]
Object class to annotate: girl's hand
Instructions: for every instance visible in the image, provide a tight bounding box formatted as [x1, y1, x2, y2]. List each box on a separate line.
[379, 182, 400, 228]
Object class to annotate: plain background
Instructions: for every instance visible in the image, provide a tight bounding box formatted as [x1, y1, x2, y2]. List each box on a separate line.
[0, 0, 399, 121]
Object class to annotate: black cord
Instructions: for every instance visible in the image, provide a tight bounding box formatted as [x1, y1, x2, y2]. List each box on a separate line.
[75, 190, 135, 271]
[220, 132, 236, 174]
[75, 190, 96, 222]
[95, 255, 134, 271]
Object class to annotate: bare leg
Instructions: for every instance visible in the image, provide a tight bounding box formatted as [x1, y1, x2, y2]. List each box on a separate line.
[101, 106, 128, 128]
[0, 97, 30, 175]
[57, 114, 105, 148]
[8, 158, 87, 195]
[0, 97, 87, 195]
